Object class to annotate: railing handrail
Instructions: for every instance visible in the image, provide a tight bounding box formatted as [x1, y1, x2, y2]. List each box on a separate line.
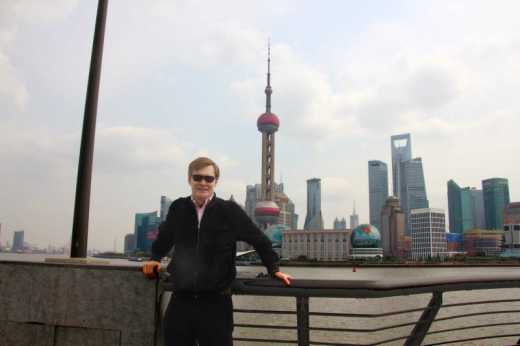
[227, 273, 520, 298]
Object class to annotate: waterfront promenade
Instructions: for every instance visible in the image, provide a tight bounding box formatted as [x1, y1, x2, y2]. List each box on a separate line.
[2, 254, 520, 345]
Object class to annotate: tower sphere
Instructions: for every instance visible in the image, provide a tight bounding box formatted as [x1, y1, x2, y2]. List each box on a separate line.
[257, 112, 280, 133]
[254, 200, 280, 224]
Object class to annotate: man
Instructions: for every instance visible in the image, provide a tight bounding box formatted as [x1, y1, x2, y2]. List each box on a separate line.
[143, 157, 292, 346]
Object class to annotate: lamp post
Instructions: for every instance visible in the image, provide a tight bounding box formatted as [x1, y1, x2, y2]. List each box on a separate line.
[70, 0, 108, 258]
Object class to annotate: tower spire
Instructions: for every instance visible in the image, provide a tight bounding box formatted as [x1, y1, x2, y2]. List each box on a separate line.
[265, 39, 272, 113]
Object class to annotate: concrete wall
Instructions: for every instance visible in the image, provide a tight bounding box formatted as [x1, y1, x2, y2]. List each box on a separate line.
[0, 260, 158, 346]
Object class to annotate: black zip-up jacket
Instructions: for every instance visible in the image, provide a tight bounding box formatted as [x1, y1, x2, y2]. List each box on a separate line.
[151, 195, 280, 293]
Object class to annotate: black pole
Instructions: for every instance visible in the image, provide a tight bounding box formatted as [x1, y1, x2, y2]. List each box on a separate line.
[71, 0, 108, 258]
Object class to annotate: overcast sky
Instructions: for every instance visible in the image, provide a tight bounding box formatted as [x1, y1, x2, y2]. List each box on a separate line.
[1, 0, 519, 251]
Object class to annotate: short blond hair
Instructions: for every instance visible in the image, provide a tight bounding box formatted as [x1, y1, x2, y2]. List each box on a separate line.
[188, 157, 220, 179]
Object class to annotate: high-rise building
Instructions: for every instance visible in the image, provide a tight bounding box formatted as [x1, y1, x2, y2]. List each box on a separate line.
[391, 133, 412, 199]
[380, 196, 406, 258]
[470, 188, 486, 229]
[304, 178, 324, 230]
[483, 178, 510, 230]
[245, 184, 262, 221]
[12, 230, 24, 252]
[400, 158, 429, 234]
[254, 44, 281, 230]
[350, 202, 359, 229]
[482, 178, 510, 230]
[368, 160, 389, 229]
[447, 180, 473, 234]
[333, 217, 347, 230]
[275, 190, 297, 230]
[160, 195, 173, 222]
[124, 233, 136, 255]
[134, 211, 161, 253]
[410, 208, 447, 260]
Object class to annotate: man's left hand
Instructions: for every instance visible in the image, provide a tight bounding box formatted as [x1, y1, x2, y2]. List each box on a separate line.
[273, 271, 293, 286]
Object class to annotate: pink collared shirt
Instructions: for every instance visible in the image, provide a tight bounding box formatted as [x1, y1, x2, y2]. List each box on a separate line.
[191, 194, 214, 226]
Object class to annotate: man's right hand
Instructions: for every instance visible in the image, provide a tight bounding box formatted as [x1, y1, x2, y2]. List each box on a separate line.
[142, 260, 161, 279]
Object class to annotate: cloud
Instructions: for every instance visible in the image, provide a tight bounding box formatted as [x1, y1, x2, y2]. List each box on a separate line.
[0, 52, 28, 113]
[94, 126, 186, 174]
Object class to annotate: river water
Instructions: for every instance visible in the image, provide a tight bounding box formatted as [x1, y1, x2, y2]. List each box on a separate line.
[2, 254, 520, 345]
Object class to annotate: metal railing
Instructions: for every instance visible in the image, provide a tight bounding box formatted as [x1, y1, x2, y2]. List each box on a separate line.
[161, 273, 520, 345]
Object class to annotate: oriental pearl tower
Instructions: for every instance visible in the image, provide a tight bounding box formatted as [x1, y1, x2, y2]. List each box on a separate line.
[254, 43, 280, 230]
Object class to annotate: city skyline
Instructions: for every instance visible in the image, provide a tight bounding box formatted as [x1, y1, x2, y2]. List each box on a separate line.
[1, 1, 520, 251]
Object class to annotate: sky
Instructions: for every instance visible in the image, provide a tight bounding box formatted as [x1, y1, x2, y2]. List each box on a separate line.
[1, 0, 519, 252]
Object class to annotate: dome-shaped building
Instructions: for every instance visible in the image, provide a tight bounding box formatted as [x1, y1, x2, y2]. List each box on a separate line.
[350, 224, 384, 259]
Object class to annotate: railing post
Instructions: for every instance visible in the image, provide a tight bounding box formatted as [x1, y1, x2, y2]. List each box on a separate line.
[296, 296, 310, 346]
[405, 291, 443, 346]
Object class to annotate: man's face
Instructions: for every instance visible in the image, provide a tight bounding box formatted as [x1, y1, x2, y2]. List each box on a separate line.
[189, 165, 218, 203]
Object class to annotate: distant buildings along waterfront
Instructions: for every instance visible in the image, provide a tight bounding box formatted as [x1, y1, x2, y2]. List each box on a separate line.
[304, 178, 324, 230]
[368, 160, 389, 230]
[483, 178, 510, 230]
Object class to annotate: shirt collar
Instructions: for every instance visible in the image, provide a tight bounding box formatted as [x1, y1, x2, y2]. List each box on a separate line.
[191, 193, 215, 208]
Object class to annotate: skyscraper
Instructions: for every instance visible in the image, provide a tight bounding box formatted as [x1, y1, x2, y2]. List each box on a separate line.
[245, 184, 262, 221]
[160, 195, 173, 222]
[470, 188, 486, 229]
[380, 196, 406, 257]
[12, 230, 24, 252]
[275, 190, 297, 229]
[482, 178, 510, 230]
[368, 160, 389, 229]
[350, 202, 359, 229]
[391, 133, 412, 199]
[304, 178, 324, 230]
[124, 233, 136, 255]
[447, 180, 473, 234]
[254, 43, 281, 229]
[400, 158, 429, 234]
[134, 211, 160, 253]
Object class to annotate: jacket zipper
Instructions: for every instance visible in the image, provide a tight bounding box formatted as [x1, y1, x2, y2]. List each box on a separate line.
[194, 214, 201, 294]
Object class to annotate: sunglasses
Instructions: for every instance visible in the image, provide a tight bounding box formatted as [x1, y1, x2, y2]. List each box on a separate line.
[192, 174, 216, 183]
